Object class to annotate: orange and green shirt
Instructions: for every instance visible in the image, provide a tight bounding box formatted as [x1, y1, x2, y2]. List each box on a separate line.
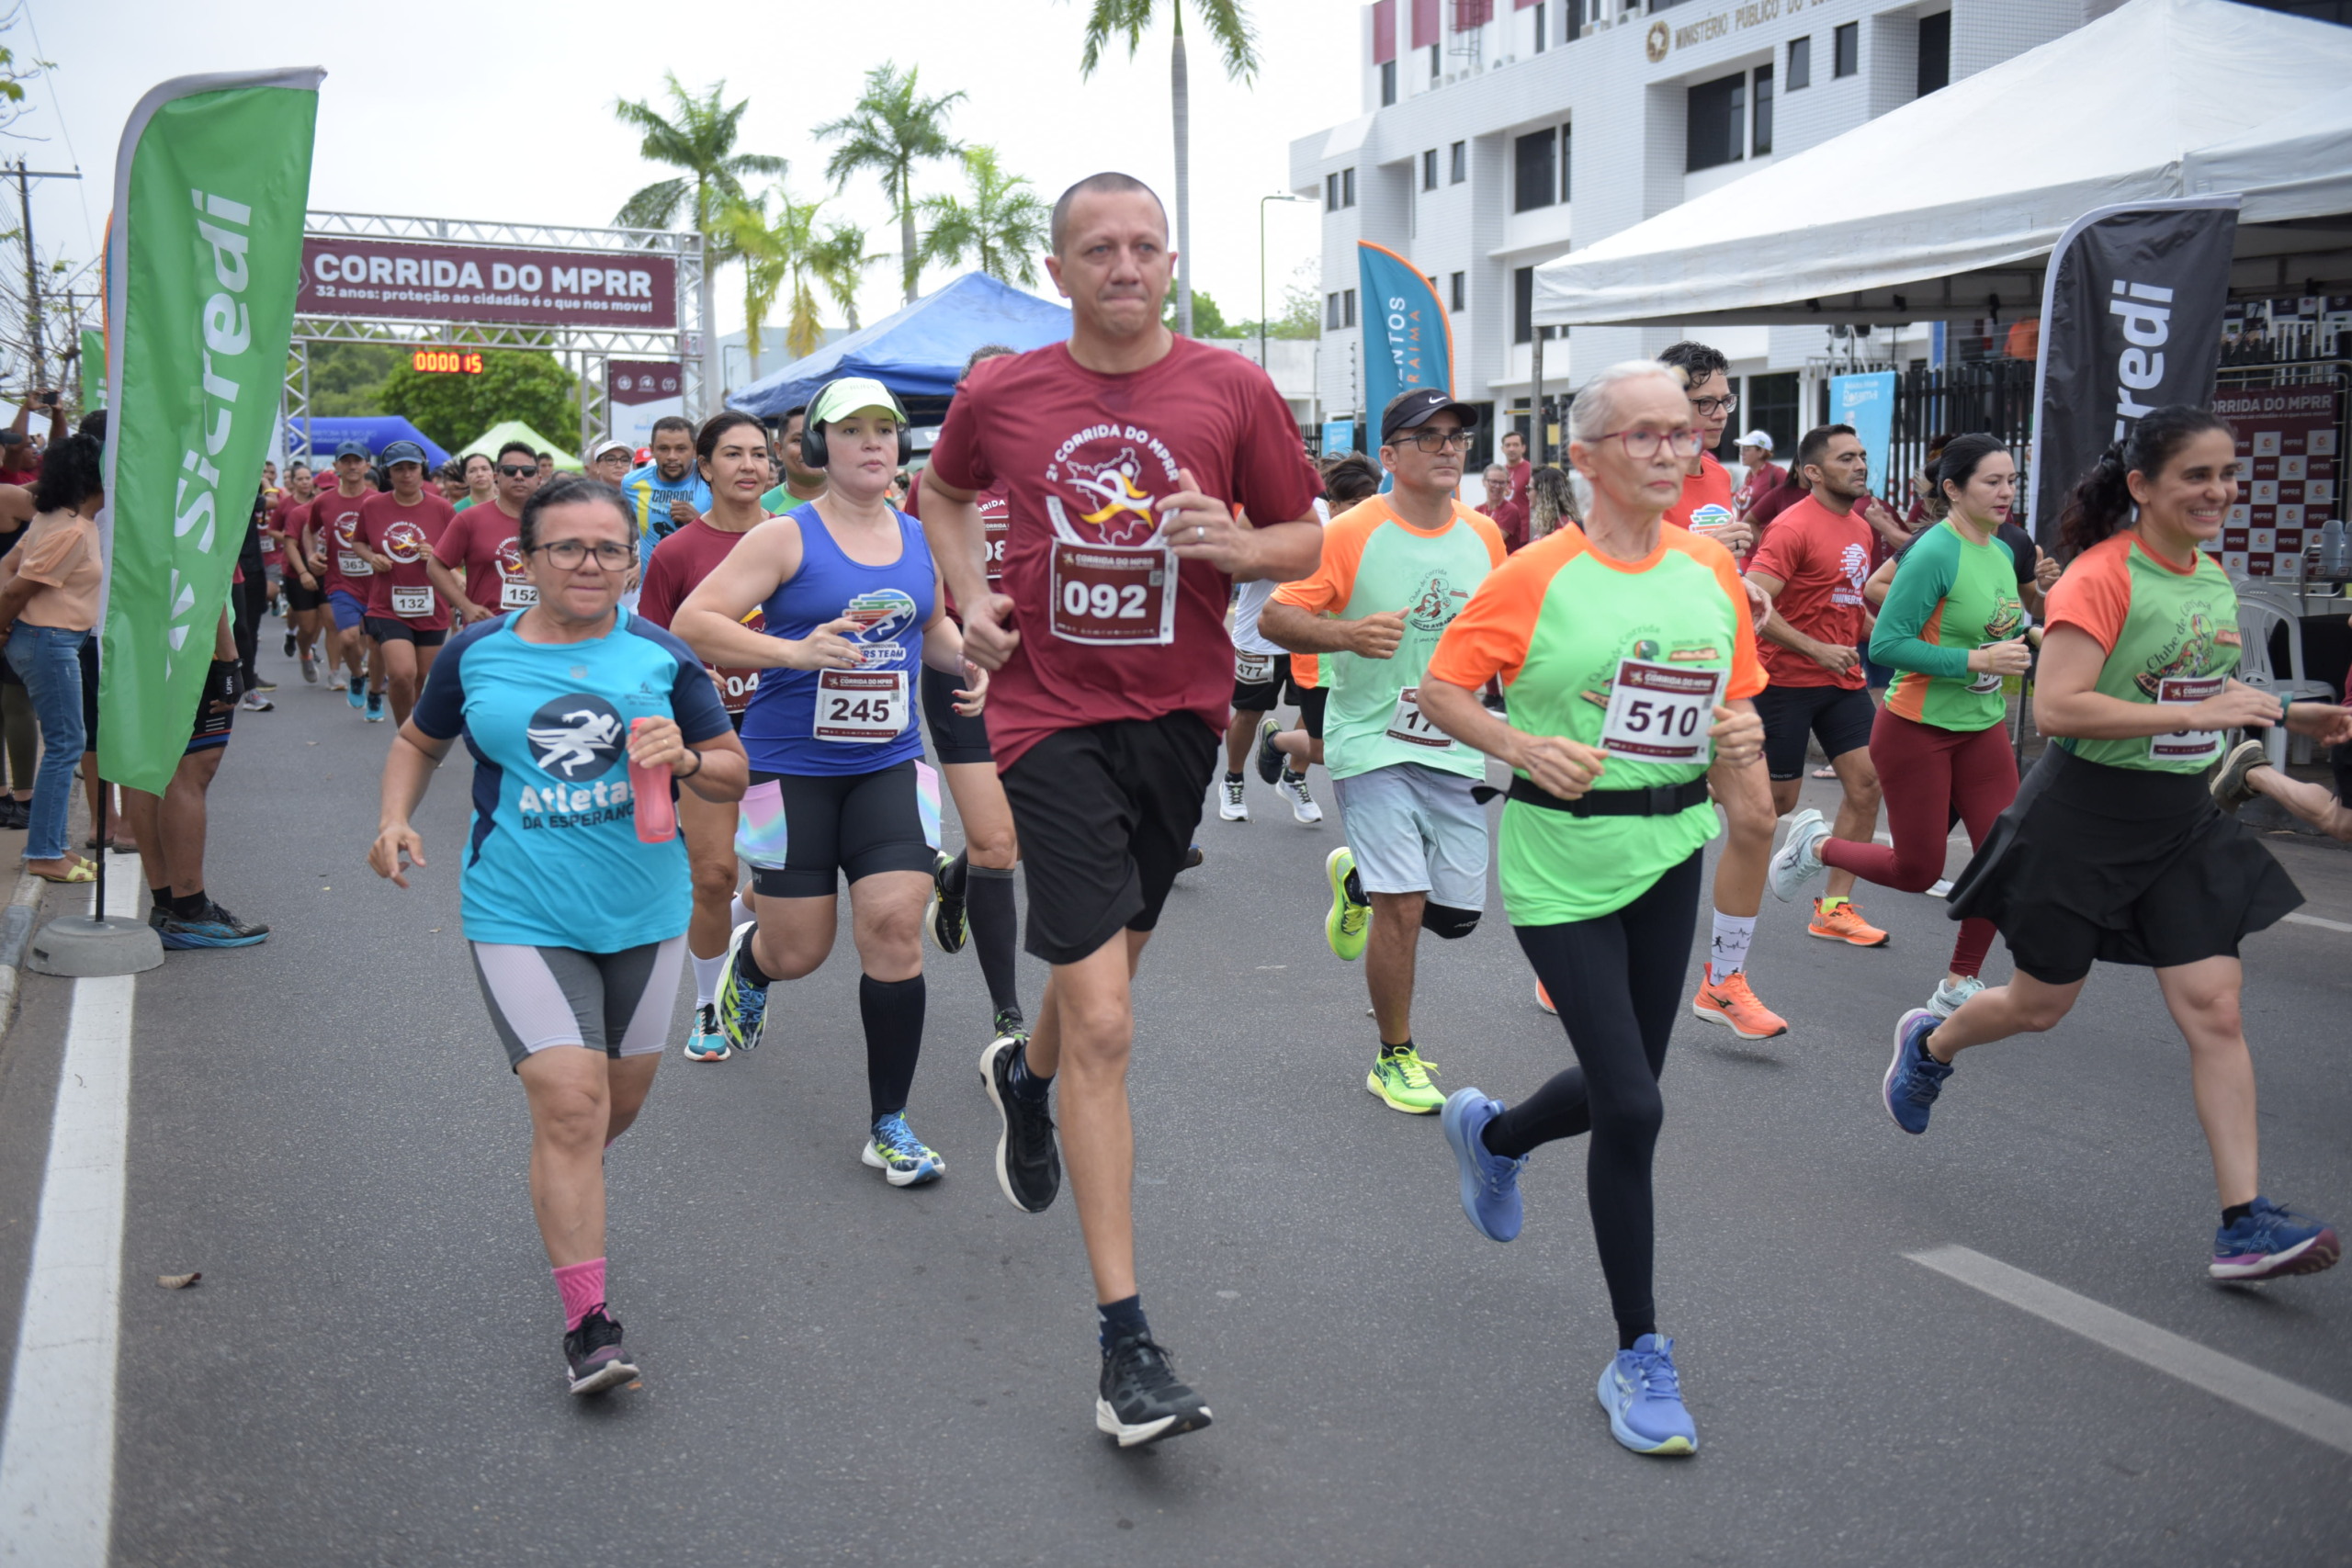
[1872, 519, 2022, 732]
[1272, 496, 1506, 782]
[1428, 525, 1765, 924]
[2044, 530, 2242, 773]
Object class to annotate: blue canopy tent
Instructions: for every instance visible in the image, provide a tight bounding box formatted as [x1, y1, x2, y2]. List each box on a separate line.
[728, 272, 1071, 423]
[284, 416, 450, 468]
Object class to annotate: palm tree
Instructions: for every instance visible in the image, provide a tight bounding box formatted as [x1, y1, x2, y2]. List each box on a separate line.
[1076, 1, 1261, 338]
[718, 193, 793, 380]
[808, 222, 879, 332]
[612, 73, 786, 256]
[815, 63, 967, 306]
[918, 147, 1051, 288]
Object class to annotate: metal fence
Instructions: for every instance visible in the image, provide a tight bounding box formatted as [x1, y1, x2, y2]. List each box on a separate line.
[1885, 359, 2041, 515]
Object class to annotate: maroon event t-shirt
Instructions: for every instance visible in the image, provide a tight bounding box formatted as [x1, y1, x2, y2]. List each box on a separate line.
[1742, 492, 1874, 691]
[432, 502, 532, 615]
[356, 490, 455, 629]
[925, 335, 1323, 771]
[309, 488, 374, 601]
[638, 516, 769, 714]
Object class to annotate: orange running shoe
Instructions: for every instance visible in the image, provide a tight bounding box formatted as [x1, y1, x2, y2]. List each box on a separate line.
[1690, 970, 1789, 1039]
[1807, 897, 1890, 947]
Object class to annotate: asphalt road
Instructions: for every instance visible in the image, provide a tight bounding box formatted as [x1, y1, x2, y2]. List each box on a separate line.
[2, 638, 2347, 1567]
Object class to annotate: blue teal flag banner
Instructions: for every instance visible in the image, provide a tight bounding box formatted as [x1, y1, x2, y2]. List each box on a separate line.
[1356, 241, 1453, 429]
[1829, 370, 1897, 503]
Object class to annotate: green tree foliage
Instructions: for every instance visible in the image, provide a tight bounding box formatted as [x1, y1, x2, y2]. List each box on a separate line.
[1163, 288, 1232, 339]
[304, 341, 407, 418]
[379, 350, 582, 454]
[611, 74, 786, 286]
[816, 63, 966, 305]
[1075, 0, 1261, 338]
[918, 147, 1049, 288]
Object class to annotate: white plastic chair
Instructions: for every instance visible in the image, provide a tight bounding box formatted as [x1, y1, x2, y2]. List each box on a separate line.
[2234, 585, 2335, 765]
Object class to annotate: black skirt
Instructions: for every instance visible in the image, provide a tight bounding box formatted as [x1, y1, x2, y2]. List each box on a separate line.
[1945, 743, 2303, 985]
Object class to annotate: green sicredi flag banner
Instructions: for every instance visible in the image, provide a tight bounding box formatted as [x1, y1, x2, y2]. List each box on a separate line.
[99, 68, 321, 795]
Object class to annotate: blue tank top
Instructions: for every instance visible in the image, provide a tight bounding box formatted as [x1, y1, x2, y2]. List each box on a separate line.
[739, 502, 934, 776]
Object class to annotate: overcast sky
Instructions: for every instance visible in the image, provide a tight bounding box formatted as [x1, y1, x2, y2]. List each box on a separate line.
[10, 0, 1351, 353]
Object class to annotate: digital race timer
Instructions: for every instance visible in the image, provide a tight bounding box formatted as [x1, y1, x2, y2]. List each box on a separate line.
[412, 349, 485, 375]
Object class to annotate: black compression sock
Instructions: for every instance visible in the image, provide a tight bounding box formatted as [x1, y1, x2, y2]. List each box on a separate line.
[1097, 1293, 1148, 1348]
[732, 927, 775, 989]
[2222, 1201, 2256, 1230]
[859, 974, 926, 1124]
[966, 863, 1021, 1016]
[1618, 1321, 1657, 1351]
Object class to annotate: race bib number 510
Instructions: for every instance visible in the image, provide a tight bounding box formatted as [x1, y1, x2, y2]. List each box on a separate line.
[1600, 660, 1723, 763]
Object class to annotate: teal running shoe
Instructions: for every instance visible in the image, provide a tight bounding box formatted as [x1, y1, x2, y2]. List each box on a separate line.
[682, 1002, 729, 1062]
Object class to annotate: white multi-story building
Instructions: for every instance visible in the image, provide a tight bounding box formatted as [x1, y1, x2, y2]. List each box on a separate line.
[1290, 0, 2117, 460]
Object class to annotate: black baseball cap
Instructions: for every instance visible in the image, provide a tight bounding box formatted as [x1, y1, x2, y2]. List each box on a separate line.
[1381, 388, 1479, 444]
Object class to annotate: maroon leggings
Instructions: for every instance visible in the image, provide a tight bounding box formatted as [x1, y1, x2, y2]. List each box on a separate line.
[1820, 706, 2018, 977]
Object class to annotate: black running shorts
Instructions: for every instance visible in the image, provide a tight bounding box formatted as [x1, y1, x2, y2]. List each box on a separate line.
[363, 616, 447, 649]
[285, 578, 326, 612]
[998, 714, 1218, 965]
[1753, 682, 1876, 782]
[1231, 649, 1291, 713]
[746, 763, 936, 898]
[921, 663, 993, 766]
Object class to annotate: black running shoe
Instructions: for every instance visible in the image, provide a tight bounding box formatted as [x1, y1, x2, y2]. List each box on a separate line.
[282, 630, 297, 658]
[928, 851, 969, 955]
[562, 1308, 639, 1395]
[1096, 1331, 1212, 1448]
[980, 1035, 1059, 1213]
[198, 900, 271, 939]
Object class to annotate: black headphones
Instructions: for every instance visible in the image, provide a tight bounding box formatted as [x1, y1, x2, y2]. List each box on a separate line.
[799, 379, 914, 469]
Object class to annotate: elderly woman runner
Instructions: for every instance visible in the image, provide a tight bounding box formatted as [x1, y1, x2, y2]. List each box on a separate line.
[1415, 360, 1768, 1458]
[371, 475, 748, 1394]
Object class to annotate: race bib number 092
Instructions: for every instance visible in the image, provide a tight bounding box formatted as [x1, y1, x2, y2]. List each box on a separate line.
[1050, 541, 1177, 646]
[1600, 660, 1723, 763]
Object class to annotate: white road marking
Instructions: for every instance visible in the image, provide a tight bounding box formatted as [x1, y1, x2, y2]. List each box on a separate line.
[1906, 1245, 2352, 1457]
[2283, 911, 2352, 933]
[0, 875, 141, 1565]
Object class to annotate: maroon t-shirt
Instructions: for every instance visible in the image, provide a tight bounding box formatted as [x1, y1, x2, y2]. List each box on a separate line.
[1744, 493, 1874, 690]
[926, 336, 1323, 771]
[356, 490, 455, 629]
[906, 466, 1011, 619]
[308, 488, 375, 601]
[433, 502, 532, 615]
[639, 516, 768, 714]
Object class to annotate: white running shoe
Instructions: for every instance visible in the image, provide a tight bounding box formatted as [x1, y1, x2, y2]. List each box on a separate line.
[1279, 770, 1323, 824]
[1217, 775, 1250, 821]
[1766, 809, 1830, 902]
[1928, 975, 1984, 1019]
[1926, 878, 1954, 899]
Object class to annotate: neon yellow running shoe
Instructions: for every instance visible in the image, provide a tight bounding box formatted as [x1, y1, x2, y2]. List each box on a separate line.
[1325, 846, 1370, 962]
[1365, 1046, 1443, 1114]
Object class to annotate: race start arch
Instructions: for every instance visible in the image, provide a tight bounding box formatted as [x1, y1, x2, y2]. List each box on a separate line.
[284, 210, 709, 465]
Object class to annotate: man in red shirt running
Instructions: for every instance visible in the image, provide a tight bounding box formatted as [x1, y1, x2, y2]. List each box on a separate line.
[428, 441, 543, 625]
[1658, 341, 1787, 1041]
[1742, 423, 1888, 950]
[638, 412, 774, 1061]
[293, 440, 385, 716]
[920, 172, 1323, 1449]
[354, 441, 456, 727]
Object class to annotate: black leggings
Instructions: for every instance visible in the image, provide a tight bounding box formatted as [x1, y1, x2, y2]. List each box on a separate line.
[1483, 850, 1703, 1344]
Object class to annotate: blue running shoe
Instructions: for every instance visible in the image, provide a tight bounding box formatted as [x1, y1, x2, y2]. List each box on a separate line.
[714, 922, 770, 1052]
[862, 1112, 945, 1187]
[1883, 1007, 1953, 1134]
[346, 673, 366, 710]
[682, 1002, 729, 1062]
[157, 906, 270, 949]
[1441, 1087, 1525, 1243]
[1597, 1335, 1698, 1456]
[2211, 1197, 2340, 1281]
[365, 691, 386, 723]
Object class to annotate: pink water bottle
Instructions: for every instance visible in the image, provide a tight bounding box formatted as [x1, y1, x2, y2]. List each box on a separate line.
[628, 717, 676, 843]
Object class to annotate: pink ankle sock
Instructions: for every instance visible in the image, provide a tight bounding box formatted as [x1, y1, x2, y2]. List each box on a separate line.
[553, 1258, 606, 1331]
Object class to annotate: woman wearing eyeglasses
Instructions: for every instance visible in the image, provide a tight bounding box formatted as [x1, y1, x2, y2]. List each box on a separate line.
[1415, 361, 1767, 1458]
[674, 378, 981, 1190]
[370, 473, 749, 1395]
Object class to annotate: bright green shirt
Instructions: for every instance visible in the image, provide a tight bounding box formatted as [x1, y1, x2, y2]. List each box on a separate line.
[2045, 531, 2243, 773]
[1875, 520, 2024, 732]
[1427, 526, 1766, 924]
[1269, 496, 1505, 782]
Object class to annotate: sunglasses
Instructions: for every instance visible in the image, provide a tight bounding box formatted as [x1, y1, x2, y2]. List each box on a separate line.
[497, 464, 537, 478]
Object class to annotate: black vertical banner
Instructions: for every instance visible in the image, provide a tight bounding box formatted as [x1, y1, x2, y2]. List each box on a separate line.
[2027, 198, 2240, 547]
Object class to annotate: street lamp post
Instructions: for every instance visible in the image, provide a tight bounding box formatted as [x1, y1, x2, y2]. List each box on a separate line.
[1260, 192, 1314, 376]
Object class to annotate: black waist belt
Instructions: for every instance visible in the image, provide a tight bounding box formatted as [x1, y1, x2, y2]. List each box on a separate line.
[1471, 776, 1712, 817]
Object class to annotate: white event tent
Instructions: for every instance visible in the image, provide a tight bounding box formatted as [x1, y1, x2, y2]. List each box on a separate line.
[1532, 0, 2352, 329]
